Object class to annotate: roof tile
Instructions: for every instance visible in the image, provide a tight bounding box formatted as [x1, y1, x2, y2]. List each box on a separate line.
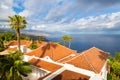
[52, 70, 90, 80]
[67, 47, 109, 73]
[29, 58, 62, 72]
[26, 42, 76, 61]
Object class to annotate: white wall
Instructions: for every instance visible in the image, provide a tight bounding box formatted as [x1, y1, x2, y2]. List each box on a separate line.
[23, 65, 50, 80]
[9, 45, 32, 53]
[89, 62, 108, 80]
[100, 62, 107, 80]
[20, 45, 32, 53]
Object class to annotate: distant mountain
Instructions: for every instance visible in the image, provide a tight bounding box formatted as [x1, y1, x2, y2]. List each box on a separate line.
[0, 27, 64, 38]
[0, 28, 47, 41]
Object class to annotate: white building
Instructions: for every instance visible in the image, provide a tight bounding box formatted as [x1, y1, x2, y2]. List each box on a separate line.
[23, 42, 109, 80]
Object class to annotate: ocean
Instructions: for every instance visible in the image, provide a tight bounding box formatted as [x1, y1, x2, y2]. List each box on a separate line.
[47, 34, 120, 56]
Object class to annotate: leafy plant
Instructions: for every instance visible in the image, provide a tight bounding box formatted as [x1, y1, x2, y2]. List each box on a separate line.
[0, 39, 4, 52]
[107, 52, 120, 79]
[0, 51, 32, 80]
[29, 44, 38, 50]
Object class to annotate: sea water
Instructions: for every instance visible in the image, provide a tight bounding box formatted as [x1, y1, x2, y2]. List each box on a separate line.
[48, 34, 120, 56]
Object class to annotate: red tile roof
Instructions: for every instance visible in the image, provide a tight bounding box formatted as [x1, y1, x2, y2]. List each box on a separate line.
[7, 40, 31, 48]
[34, 41, 47, 47]
[6, 40, 47, 48]
[67, 47, 109, 73]
[57, 53, 79, 63]
[52, 70, 90, 80]
[6, 47, 17, 51]
[26, 42, 76, 61]
[29, 58, 61, 72]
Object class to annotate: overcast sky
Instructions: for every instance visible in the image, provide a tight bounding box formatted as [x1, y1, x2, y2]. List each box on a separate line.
[0, 0, 120, 35]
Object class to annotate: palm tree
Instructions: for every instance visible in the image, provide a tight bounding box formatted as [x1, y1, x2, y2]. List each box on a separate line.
[62, 35, 68, 46]
[8, 15, 27, 51]
[68, 36, 73, 48]
[0, 51, 32, 80]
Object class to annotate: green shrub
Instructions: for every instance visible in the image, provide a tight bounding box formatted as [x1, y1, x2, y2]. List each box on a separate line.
[0, 39, 4, 52]
[107, 73, 112, 80]
[29, 44, 38, 50]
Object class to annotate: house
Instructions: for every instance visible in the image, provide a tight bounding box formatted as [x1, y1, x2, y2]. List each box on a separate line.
[25, 42, 77, 61]
[5, 40, 47, 53]
[23, 42, 109, 80]
[66, 47, 109, 80]
[5, 40, 32, 53]
[3, 40, 109, 80]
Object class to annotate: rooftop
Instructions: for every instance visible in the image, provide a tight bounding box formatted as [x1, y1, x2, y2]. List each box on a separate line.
[6, 40, 47, 48]
[7, 40, 31, 48]
[26, 42, 76, 61]
[34, 41, 47, 47]
[67, 47, 109, 73]
[52, 70, 90, 80]
[29, 58, 62, 72]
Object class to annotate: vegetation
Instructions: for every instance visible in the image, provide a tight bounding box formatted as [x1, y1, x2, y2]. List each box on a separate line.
[57, 42, 62, 45]
[61, 35, 73, 48]
[0, 32, 30, 44]
[62, 35, 68, 46]
[38, 36, 46, 42]
[0, 39, 4, 52]
[29, 40, 38, 50]
[0, 32, 16, 43]
[0, 51, 32, 80]
[8, 15, 27, 51]
[29, 44, 38, 50]
[107, 52, 120, 80]
[20, 35, 30, 40]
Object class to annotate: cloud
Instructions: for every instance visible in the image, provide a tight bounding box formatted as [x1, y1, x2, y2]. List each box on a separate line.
[1, 0, 120, 35]
[26, 12, 120, 34]
[19, 0, 120, 24]
[19, 10, 30, 17]
[0, 0, 16, 20]
[72, 12, 120, 32]
[1, 4, 9, 9]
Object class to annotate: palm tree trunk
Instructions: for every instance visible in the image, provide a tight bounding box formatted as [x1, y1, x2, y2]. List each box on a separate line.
[64, 41, 65, 46]
[64, 41, 66, 46]
[16, 28, 21, 51]
[69, 41, 71, 48]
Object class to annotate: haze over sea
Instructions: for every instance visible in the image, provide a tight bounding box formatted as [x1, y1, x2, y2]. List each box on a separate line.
[48, 34, 120, 56]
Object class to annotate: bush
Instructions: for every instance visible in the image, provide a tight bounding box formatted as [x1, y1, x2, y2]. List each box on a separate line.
[29, 44, 38, 50]
[0, 39, 4, 52]
[107, 73, 112, 80]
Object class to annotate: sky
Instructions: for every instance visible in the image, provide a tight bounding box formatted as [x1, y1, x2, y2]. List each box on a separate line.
[0, 0, 120, 36]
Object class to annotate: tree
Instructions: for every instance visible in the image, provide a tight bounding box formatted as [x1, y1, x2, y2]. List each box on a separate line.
[0, 51, 32, 80]
[8, 15, 27, 51]
[67, 36, 73, 48]
[20, 35, 30, 40]
[38, 36, 46, 42]
[29, 44, 38, 50]
[0, 39, 4, 52]
[115, 52, 120, 61]
[112, 62, 120, 78]
[2, 32, 17, 43]
[108, 54, 120, 79]
[62, 35, 68, 46]
[107, 72, 112, 80]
